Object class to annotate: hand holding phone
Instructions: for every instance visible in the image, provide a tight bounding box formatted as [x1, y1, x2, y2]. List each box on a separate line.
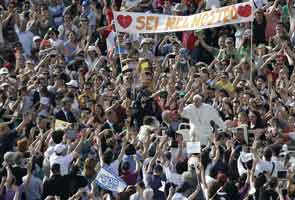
[277, 170, 288, 179]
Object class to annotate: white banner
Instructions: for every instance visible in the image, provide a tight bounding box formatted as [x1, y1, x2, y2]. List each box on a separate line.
[114, 2, 254, 33]
[95, 167, 127, 193]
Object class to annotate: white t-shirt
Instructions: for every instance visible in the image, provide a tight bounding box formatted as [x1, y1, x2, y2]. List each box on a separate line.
[181, 103, 225, 145]
[106, 31, 116, 52]
[235, 27, 244, 49]
[44, 145, 56, 159]
[164, 166, 184, 186]
[49, 153, 74, 175]
[172, 192, 188, 200]
[290, 9, 295, 41]
[255, 159, 276, 176]
[15, 26, 34, 57]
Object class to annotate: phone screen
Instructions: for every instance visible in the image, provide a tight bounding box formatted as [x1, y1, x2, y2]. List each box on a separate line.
[277, 170, 287, 179]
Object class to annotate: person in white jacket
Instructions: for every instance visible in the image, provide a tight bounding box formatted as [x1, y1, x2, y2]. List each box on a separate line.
[179, 95, 225, 145]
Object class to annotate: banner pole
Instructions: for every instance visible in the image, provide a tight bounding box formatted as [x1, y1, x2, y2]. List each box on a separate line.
[113, 22, 124, 70]
[250, 20, 253, 83]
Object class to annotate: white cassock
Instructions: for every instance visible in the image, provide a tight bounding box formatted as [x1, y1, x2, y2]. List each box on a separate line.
[181, 103, 225, 145]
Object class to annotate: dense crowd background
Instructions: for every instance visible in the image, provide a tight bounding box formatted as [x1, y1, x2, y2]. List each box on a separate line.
[1, 0, 295, 199]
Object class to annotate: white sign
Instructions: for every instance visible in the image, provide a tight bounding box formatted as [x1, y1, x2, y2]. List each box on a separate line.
[186, 142, 201, 154]
[95, 167, 127, 193]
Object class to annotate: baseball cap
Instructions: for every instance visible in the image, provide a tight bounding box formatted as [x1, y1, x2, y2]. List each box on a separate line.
[0, 67, 9, 75]
[82, 0, 90, 6]
[140, 38, 153, 48]
[33, 36, 41, 42]
[0, 82, 9, 88]
[87, 46, 96, 52]
[65, 80, 79, 88]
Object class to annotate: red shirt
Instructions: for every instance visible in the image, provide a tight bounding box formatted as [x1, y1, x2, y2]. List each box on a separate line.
[182, 31, 197, 50]
[106, 8, 114, 25]
[120, 171, 138, 185]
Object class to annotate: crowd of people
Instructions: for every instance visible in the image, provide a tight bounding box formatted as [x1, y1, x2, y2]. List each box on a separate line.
[1, 0, 295, 199]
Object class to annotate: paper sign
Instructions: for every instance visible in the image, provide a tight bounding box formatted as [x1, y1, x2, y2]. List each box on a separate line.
[95, 167, 127, 193]
[159, 181, 166, 192]
[114, 2, 254, 33]
[186, 142, 201, 154]
[55, 119, 71, 130]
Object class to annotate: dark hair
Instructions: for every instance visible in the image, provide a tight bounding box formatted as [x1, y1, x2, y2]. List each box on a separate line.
[268, 177, 278, 188]
[121, 162, 130, 172]
[175, 161, 187, 174]
[263, 147, 272, 160]
[125, 144, 136, 155]
[256, 75, 266, 82]
[255, 173, 267, 189]
[51, 163, 61, 174]
[148, 144, 157, 157]
[238, 173, 247, 187]
[200, 149, 211, 170]
[176, 182, 192, 194]
[164, 151, 171, 161]
[103, 149, 113, 165]
[69, 165, 80, 175]
[143, 116, 155, 125]
[153, 164, 163, 174]
[249, 110, 265, 129]
[164, 182, 176, 197]
[51, 130, 64, 144]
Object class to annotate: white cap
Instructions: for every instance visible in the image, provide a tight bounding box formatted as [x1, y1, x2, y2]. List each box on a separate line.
[33, 36, 41, 42]
[54, 144, 66, 154]
[0, 82, 9, 88]
[65, 80, 79, 88]
[0, 68, 9, 75]
[88, 45, 96, 52]
[140, 38, 153, 48]
[40, 97, 50, 105]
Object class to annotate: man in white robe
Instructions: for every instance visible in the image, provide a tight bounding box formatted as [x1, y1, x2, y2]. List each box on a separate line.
[179, 95, 225, 145]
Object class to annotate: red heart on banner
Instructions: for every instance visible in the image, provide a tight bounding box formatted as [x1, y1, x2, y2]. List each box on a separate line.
[237, 4, 252, 17]
[117, 15, 132, 29]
